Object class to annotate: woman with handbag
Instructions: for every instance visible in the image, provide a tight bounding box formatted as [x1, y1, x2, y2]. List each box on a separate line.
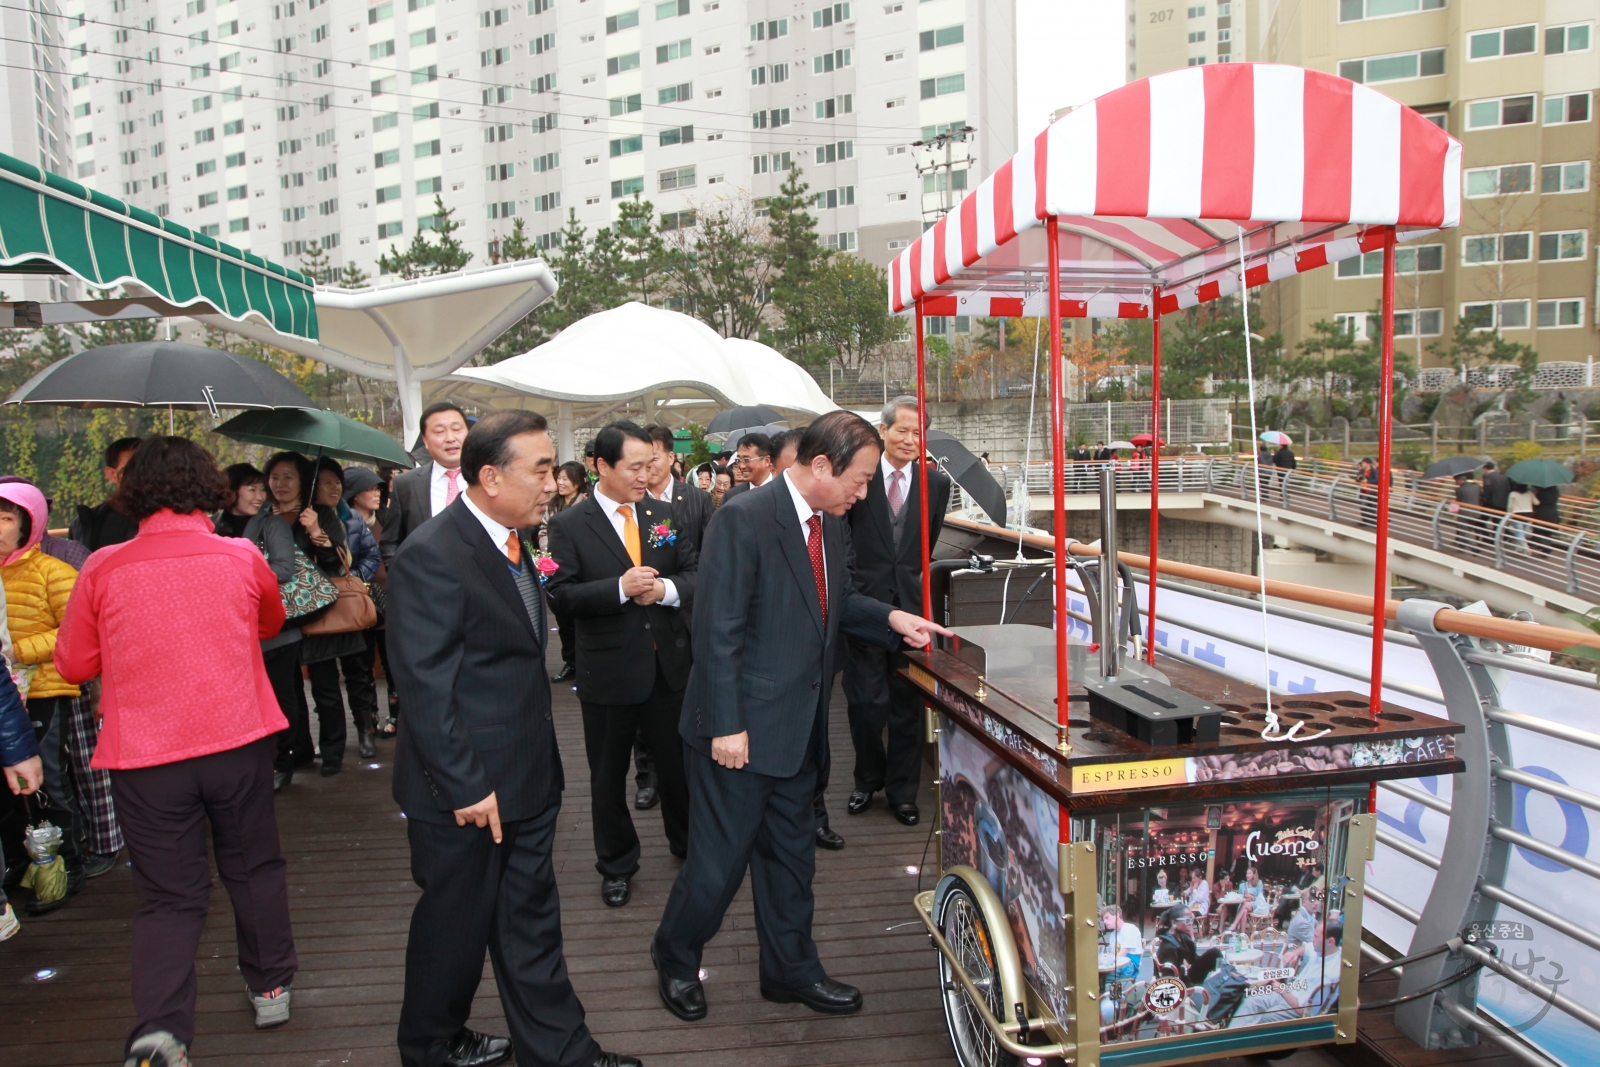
[303, 459, 382, 768]
[263, 453, 350, 783]
[343, 467, 395, 744]
[216, 463, 306, 794]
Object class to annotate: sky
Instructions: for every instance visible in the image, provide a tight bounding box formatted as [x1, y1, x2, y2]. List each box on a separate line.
[1016, 0, 1126, 140]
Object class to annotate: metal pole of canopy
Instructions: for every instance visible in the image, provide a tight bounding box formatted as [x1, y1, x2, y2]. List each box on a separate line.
[1369, 225, 1399, 756]
[1146, 287, 1162, 664]
[917, 301, 932, 622]
[917, 299, 931, 622]
[1048, 217, 1070, 768]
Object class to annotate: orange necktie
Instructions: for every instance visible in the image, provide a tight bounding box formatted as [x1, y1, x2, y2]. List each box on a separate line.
[505, 530, 521, 566]
[617, 505, 642, 566]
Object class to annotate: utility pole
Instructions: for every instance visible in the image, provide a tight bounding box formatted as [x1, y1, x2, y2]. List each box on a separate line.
[911, 125, 976, 223]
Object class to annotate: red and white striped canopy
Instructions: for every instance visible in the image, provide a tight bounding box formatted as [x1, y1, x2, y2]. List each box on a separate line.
[889, 63, 1462, 318]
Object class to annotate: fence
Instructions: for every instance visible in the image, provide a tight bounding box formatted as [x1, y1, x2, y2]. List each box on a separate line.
[1233, 420, 1600, 459]
[1063, 398, 1232, 447]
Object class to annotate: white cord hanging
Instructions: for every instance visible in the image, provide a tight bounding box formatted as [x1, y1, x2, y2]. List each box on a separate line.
[1236, 226, 1328, 744]
[1017, 312, 1044, 560]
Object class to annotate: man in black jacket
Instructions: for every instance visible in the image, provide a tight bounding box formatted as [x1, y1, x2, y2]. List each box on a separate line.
[388, 410, 638, 1067]
[842, 397, 950, 827]
[644, 423, 713, 555]
[1482, 459, 1511, 513]
[69, 437, 141, 551]
[651, 412, 948, 1023]
[547, 421, 697, 908]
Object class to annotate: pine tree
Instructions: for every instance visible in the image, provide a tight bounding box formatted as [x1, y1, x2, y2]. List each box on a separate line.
[614, 196, 669, 306]
[378, 195, 473, 278]
[300, 242, 334, 284]
[765, 166, 827, 357]
[339, 261, 370, 288]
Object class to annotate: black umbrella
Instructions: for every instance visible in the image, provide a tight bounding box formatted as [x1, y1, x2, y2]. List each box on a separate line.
[4, 341, 314, 413]
[705, 405, 785, 435]
[1421, 455, 1489, 481]
[927, 429, 1007, 526]
[712, 422, 787, 446]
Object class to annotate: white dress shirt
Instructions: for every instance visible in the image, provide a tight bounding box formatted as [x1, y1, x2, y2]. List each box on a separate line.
[592, 487, 680, 607]
[651, 478, 675, 503]
[782, 470, 825, 590]
[461, 489, 518, 562]
[429, 460, 464, 516]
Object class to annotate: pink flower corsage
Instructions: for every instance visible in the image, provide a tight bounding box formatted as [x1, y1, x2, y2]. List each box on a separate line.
[647, 520, 677, 549]
[530, 548, 559, 582]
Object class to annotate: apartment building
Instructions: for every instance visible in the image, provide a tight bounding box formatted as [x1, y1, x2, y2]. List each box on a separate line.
[1128, 0, 1597, 369]
[54, 0, 1014, 286]
[0, 0, 76, 302]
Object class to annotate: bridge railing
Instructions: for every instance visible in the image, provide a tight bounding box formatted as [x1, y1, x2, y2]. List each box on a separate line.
[973, 456, 1600, 600]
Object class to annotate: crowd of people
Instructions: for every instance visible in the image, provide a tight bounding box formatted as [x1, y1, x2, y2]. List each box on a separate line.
[0, 397, 951, 1067]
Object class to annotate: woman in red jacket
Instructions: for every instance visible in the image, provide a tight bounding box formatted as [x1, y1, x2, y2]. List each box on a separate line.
[54, 437, 296, 1067]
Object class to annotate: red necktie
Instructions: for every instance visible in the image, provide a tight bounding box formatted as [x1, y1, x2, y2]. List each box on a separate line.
[445, 467, 461, 506]
[806, 514, 828, 630]
[887, 469, 905, 517]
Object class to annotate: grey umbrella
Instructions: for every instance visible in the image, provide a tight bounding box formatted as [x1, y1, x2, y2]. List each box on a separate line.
[4, 341, 315, 413]
[705, 405, 785, 435]
[1421, 455, 1490, 480]
[927, 429, 1008, 526]
[710, 422, 788, 446]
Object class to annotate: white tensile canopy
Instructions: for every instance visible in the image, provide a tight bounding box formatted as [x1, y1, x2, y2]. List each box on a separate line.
[430, 302, 838, 460]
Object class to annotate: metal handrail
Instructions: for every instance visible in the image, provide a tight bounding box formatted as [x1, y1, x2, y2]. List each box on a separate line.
[1493, 765, 1600, 812]
[1381, 779, 1451, 816]
[1458, 942, 1600, 1035]
[1364, 885, 1422, 925]
[1440, 1001, 1565, 1067]
[1477, 881, 1600, 955]
[1376, 829, 1442, 869]
[1485, 706, 1600, 750]
[1488, 823, 1600, 881]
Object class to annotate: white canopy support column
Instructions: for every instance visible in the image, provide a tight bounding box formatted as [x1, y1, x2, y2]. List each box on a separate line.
[190, 260, 557, 446]
[556, 401, 574, 463]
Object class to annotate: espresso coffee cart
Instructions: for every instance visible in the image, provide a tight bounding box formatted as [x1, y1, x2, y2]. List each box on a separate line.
[881, 63, 1465, 1067]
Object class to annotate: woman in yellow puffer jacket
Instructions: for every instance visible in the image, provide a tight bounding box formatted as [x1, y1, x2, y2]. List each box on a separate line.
[0, 480, 82, 907]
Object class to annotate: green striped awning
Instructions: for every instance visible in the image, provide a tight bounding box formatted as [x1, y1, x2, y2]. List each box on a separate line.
[0, 152, 318, 340]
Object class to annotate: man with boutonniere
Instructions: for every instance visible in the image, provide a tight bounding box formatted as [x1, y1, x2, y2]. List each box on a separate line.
[547, 421, 697, 908]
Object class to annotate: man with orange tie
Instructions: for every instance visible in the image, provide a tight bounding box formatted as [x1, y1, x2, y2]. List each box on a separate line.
[546, 421, 698, 908]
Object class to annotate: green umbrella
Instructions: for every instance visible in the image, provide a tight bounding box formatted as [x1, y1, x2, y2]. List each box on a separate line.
[1504, 458, 1573, 489]
[215, 408, 414, 468]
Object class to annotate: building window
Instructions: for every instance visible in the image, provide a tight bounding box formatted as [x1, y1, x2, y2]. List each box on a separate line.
[374, 149, 400, 168]
[1393, 309, 1443, 337]
[607, 52, 641, 75]
[814, 139, 853, 164]
[196, 160, 217, 176]
[749, 18, 787, 39]
[1468, 24, 1538, 60]
[1465, 95, 1535, 129]
[1338, 48, 1445, 84]
[415, 139, 441, 157]
[611, 94, 643, 115]
[824, 231, 856, 251]
[1541, 161, 1589, 194]
[197, 192, 218, 207]
[660, 210, 696, 230]
[1538, 230, 1587, 261]
[378, 221, 403, 239]
[918, 24, 962, 51]
[1336, 244, 1443, 277]
[658, 165, 695, 190]
[658, 82, 692, 103]
[1461, 300, 1530, 330]
[919, 74, 964, 99]
[1462, 232, 1531, 264]
[1338, 0, 1442, 21]
[1544, 93, 1591, 125]
[1464, 163, 1533, 197]
[657, 0, 689, 16]
[659, 125, 694, 146]
[417, 177, 443, 194]
[1537, 299, 1584, 328]
[228, 217, 248, 233]
[611, 176, 645, 198]
[1188, 30, 1206, 43]
[812, 185, 854, 209]
[656, 38, 692, 63]
[813, 50, 850, 73]
[752, 107, 791, 127]
[227, 184, 247, 200]
[609, 135, 644, 157]
[376, 185, 402, 203]
[1546, 23, 1593, 54]
[605, 9, 639, 33]
[812, 2, 850, 29]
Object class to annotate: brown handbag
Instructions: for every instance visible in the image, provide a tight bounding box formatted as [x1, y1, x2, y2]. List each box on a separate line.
[300, 547, 379, 635]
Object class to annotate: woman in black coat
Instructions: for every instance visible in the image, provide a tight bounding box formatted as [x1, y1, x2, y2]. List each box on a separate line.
[1530, 485, 1563, 556]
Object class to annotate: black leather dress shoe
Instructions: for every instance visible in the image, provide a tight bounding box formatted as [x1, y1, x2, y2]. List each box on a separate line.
[601, 875, 631, 907]
[634, 785, 659, 810]
[357, 729, 377, 759]
[273, 770, 292, 792]
[590, 1053, 643, 1067]
[760, 976, 862, 1015]
[814, 825, 845, 850]
[320, 761, 342, 777]
[443, 1028, 512, 1067]
[892, 803, 920, 826]
[553, 663, 576, 683]
[653, 944, 707, 1021]
[846, 790, 873, 815]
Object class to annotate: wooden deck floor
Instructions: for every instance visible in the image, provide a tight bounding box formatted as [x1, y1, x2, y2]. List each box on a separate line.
[4, 643, 1365, 1067]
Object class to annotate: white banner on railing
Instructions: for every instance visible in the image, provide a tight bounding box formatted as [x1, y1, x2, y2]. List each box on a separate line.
[1103, 577, 1599, 1066]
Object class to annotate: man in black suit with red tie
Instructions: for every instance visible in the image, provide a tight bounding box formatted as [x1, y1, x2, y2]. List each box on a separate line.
[651, 412, 949, 1022]
[842, 396, 950, 827]
[546, 421, 697, 909]
[388, 410, 638, 1067]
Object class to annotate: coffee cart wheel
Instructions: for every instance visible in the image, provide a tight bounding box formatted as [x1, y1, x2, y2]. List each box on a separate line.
[934, 868, 1024, 1067]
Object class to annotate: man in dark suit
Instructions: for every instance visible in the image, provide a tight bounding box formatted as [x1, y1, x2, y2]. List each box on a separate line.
[719, 431, 776, 502]
[381, 402, 471, 564]
[1481, 459, 1511, 514]
[651, 412, 948, 1022]
[388, 410, 638, 1067]
[547, 422, 696, 908]
[644, 424, 713, 556]
[842, 396, 951, 827]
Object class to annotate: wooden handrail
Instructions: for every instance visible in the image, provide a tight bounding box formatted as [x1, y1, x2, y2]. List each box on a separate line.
[942, 514, 1600, 655]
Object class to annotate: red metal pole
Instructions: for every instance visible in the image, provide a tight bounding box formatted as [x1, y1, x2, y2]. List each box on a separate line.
[1368, 226, 1397, 735]
[916, 299, 931, 622]
[1048, 218, 1070, 801]
[1146, 289, 1162, 665]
